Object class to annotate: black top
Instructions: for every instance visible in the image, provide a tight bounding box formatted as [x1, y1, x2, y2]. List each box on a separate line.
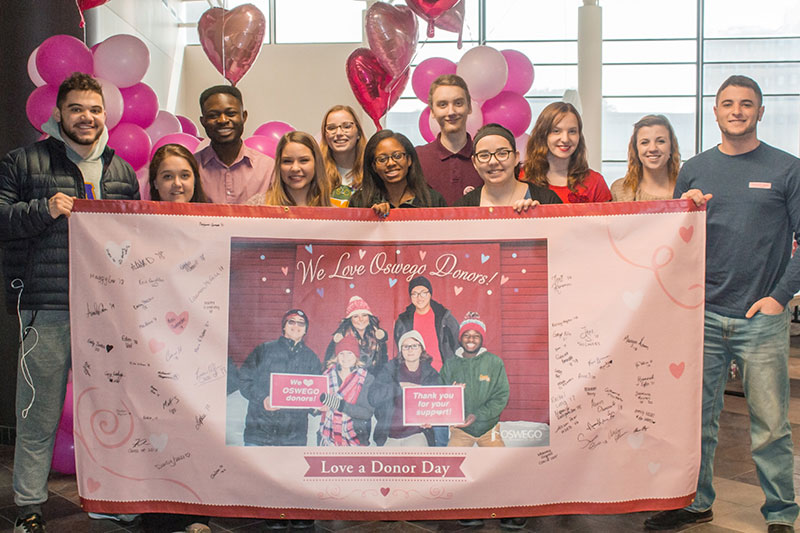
[453, 181, 562, 207]
[349, 185, 447, 208]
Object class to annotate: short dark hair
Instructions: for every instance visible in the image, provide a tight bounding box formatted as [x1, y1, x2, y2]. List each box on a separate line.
[199, 85, 243, 112]
[56, 72, 104, 108]
[716, 75, 763, 107]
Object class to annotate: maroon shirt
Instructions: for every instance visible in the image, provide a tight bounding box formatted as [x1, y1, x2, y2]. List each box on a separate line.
[416, 134, 483, 206]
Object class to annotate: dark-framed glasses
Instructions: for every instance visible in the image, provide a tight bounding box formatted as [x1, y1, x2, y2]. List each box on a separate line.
[325, 122, 355, 133]
[473, 148, 513, 163]
[374, 152, 408, 165]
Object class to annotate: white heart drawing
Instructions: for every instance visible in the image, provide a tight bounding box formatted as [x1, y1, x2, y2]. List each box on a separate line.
[303, 379, 313, 386]
[627, 433, 644, 449]
[105, 240, 131, 267]
[149, 433, 168, 452]
[648, 462, 660, 474]
[623, 291, 643, 310]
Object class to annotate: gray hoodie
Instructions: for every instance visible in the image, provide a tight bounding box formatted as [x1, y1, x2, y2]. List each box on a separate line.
[42, 115, 110, 199]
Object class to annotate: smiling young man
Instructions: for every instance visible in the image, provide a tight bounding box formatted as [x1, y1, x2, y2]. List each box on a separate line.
[644, 76, 800, 533]
[0, 72, 139, 533]
[196, 85, 274, 204]
[415, 75, 483, 205]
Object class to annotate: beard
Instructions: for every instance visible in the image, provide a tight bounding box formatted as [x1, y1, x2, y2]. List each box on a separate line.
[61, 123, 102, 146]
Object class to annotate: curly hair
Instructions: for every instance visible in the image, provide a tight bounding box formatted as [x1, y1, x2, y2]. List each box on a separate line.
[326, 314, 387, 369]
[264, 131, 331, 207]
[320, 105, 366, 189]
[523, 102, 589, 193]
[620, 115, 681, 195]
[57, 72, 104, 108]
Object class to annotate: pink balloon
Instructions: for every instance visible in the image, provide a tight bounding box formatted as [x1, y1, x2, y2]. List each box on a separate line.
[346, 48, 410, 130]
[501, 49, 535, 96]
[136, 166, 151, 201]
[253, 121, 295, 157]
[150, 133, 201, 160]
[36, 35, 93, 86]
[405, 0, 460, 38]
[481, 91, 532, 138]
[119, 83, 159, 129]
[108, 123, 151, 171]
[419, 108, 436, 143]
[27, 47, 46, 87]
[93, 34, 150, 88]
[515, 133, 530, 163]
[466, 105, 484, 136]
[95, 78, 123, 130]
[145, 110, 181, 145]
[457, 46, 508, 101]
[244, 135, 278, 158]
[176, 115, 198, 137]
[26, 85, 58, 132]
[198, 5, 266, 86]
[51, 427, 75, 475]
[411, 57, 457, 102]
[365, 2, 418, 82]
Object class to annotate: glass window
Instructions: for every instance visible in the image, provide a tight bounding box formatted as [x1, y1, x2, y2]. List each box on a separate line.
[704, 38, 800, 62]
[603, 97, 696, 161]
[603, 0, 696, 39]
[391, 0, 480, 44]
[604, 40, 696, 64]
[526, 65, 578, 98]
[386, 99, 428, 147]
[703, 63, 800, 96]
[411, 42, 478, 65]
[601, 161, 628, 188]
[704, 0, 800, 38]
[485, 0, 580, 41]
[604, 65, 696, 97]
[275, 0, 366, 43]
[489, 41, 577, 66]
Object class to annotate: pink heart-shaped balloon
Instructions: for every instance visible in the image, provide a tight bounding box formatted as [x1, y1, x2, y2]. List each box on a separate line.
[198, 5, 266, 86]
[346, 48, 409, 130]
[365, 2, 418, 81]
[77, 0, 109, 11]
[406, 0, 461, 37]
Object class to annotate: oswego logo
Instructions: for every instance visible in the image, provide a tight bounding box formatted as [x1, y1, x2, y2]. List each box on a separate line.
[491, 426, 544, 441]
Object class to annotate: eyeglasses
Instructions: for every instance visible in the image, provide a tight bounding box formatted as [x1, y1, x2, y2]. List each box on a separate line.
[325, 122, 355, 134]
[374, 152, 408, 165]
[286, 319, 306, 327]
[410, 289, 430, 298]
[473, 148, 513, 163]
[401, 343, 422, 351]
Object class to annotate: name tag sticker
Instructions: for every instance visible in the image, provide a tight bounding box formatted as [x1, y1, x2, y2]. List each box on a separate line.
[749, 182, 772, 189]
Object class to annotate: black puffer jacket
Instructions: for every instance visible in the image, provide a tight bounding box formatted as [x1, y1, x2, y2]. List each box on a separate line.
[0, 137, 139, 310]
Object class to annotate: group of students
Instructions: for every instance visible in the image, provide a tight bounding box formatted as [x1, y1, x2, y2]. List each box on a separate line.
[148, 75, 681, 218]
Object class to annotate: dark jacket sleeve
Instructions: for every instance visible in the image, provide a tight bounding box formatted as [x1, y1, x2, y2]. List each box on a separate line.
[238, 343, 271, 407]
[0, 150, 58, 241]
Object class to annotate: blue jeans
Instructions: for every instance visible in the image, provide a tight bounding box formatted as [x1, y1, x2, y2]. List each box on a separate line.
[13, 310, 71, 509]
[687, 309, 798, 525]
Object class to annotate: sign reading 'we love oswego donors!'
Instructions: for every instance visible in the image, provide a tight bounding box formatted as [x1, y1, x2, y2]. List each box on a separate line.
[69, 200, 705, 520]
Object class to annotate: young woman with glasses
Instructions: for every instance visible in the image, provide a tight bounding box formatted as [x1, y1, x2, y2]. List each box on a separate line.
[320, 105, 367, 206]
[349, 130, 446, 215]
[454, 124, 561, 210]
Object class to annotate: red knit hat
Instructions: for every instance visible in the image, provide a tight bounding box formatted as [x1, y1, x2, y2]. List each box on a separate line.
[459, 312, 486, 339]
[345, 295, 373, 318]
[335, 334, 360, 357]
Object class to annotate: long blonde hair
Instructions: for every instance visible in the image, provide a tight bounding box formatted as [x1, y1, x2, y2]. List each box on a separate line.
[523, 102, 589, 193]
[265, 131, 331, 207]
[621, 115, 681, 195]
[320, 105, 366, 189]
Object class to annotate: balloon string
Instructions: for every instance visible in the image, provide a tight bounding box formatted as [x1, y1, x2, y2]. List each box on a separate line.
[76, 0, 86, 28]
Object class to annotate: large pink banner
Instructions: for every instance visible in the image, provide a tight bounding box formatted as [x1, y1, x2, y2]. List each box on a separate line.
[68, 200, 705, 519]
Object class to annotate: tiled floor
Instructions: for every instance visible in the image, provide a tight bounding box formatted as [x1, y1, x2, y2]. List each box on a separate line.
[1, 363, 799, 532]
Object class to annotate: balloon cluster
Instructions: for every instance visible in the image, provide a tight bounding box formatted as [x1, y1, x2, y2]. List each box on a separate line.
[25, 34, 202, 199]
[413, 47, 535, 155]
[347, 0, 465, 130]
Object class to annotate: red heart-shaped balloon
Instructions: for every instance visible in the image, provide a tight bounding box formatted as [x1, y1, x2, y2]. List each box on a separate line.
[406, 0, 461, 37]
[198, 5, 266, 86]
[77, 0, 109, 11]
[365, 2, 418, 80]
[346, 48, 409, 130]
[407, 0, 464, 46]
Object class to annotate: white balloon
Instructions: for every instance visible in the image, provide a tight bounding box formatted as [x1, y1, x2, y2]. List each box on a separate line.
[456, 46, 508, 102]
